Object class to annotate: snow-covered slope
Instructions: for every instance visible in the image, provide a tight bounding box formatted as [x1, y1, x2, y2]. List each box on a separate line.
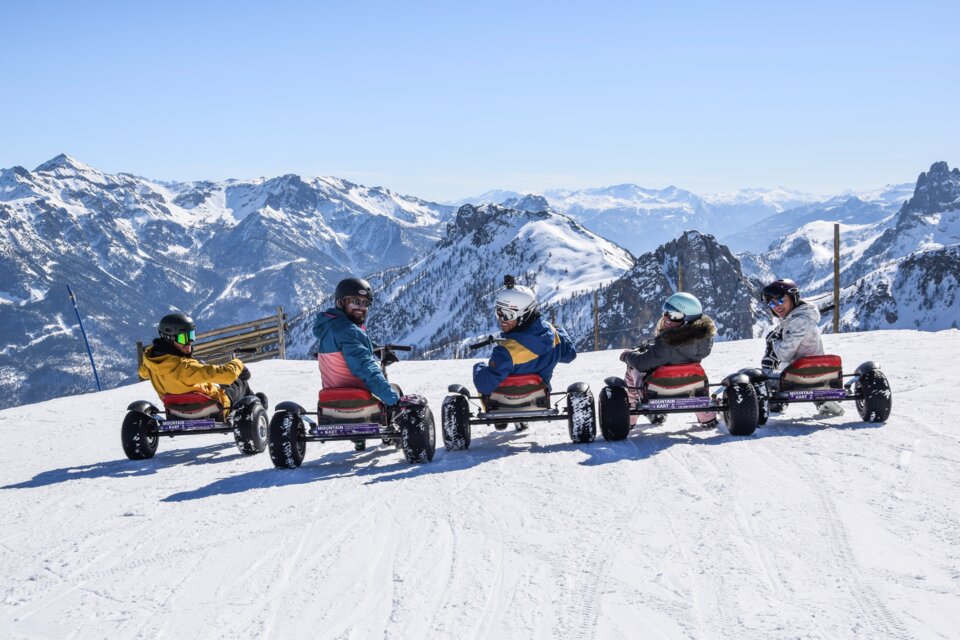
[1, 330, 958, 638]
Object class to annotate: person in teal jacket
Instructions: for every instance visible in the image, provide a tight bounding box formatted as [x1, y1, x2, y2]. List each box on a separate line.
[473, 277, 576, 396]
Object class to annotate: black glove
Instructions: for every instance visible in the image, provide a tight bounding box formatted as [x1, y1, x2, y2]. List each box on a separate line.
[761, 356, 778, 371]
[765, 328, 782, 344]
[238, 366, 251, 381]
[398, 393, 427, 407]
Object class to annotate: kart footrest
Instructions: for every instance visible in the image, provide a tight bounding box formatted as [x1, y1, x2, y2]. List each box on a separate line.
[477, 408, 560, 421]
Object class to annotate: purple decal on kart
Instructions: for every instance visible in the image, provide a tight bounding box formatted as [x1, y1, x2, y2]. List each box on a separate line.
[312, 423, 381, 437]
[783, 389, 848, 401]
[158, 419, 217, 432]
[645, 397, 712, 410]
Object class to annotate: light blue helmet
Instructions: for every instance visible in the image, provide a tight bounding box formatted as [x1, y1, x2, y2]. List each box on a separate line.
[662, 292, 703, 323]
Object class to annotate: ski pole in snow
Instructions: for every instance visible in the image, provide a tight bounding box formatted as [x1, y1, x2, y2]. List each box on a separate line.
[66, 284, 102, 392]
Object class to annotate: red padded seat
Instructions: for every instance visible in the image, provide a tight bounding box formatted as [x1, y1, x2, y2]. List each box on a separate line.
[645, 363, 708, 397]
[317, 387, 379, 409]
[162, 392, 223, 419]
[781, 355, 843, 388]
[495, 374, 547, 395]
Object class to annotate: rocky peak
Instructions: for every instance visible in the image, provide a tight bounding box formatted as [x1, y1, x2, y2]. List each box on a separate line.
[500, 194, 549, 213]
[34, 153, 95, 174]
[900, 161, 960, 216]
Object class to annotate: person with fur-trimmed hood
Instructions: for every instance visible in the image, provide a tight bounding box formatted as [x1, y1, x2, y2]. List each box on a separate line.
[619, 292, 718, 426]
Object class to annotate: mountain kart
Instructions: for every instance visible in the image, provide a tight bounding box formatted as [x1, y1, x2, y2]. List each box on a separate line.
[597, 363, 760, 440]
[121, 392, 269, 460]
[268, 345, 436, 468]
[441, 335, 597, 449]
[739, 355, 892, 425]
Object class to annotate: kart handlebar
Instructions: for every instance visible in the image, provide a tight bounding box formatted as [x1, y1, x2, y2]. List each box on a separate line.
[374, 344, 412, 354]
[469, 335, 502, 350]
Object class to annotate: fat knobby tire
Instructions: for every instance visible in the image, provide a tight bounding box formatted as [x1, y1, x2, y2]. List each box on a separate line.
[269, 410, 306, 468]
[598, 386, 631, 441]
[121, 411, 159, 460]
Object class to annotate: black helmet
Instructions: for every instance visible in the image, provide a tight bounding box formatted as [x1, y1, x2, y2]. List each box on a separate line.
[761, 279, 800, 306]
[334, 277, 374, 307]
[158, 312, 196, 344]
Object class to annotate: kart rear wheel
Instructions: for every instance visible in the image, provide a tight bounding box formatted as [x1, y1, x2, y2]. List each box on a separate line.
[399, 405, 436, 463]
[234, 403, 269, 455]
[723, 382, 759, 436]
[567, 389, 596, 444]
[269, 410, 306, 468]
[121, 411, 159, 460]
[856, 370, 891, 422]
[598, 386, 631, 441]
[441, 394, 471, 450]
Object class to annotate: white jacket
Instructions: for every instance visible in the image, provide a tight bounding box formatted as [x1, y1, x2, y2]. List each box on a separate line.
[770, 302, 824, 369]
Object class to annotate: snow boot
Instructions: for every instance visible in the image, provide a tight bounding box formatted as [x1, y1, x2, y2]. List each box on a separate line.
[814, 401, 845, 417]
[645, 413, 667, 425]
[515, 422, 529, 432]
[353, 439, 366, 451]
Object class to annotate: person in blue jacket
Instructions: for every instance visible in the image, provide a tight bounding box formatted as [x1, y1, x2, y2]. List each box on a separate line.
[473, 276, 577, 403]
[312, 277, 400, 408]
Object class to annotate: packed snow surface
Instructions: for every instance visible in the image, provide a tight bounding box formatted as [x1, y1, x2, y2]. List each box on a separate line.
[1, 330, 958, 638]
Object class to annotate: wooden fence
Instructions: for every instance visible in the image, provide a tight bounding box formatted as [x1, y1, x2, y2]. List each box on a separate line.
[138, 306, 288, 368]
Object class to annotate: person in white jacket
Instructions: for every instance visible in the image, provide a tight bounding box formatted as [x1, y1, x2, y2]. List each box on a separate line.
[760, 278, 844, 417]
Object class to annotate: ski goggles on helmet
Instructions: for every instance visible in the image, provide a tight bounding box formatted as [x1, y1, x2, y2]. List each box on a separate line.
[495, 306, 520, 322]
[764, 296, 786, 309]
[343, 296, 372, 308]
[175, 329, 196, 345]
[662, 309, 685, 322]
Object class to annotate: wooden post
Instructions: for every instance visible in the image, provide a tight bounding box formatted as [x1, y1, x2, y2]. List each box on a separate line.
[136, 341, 144, 373]
[277, 306, 286, 359]
[593, 290, 599, 351]
[833, 224, 841, 334]
[677, 259, 684, 292]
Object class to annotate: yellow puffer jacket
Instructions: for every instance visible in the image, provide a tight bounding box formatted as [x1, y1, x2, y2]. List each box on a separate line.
[138, 340, 244, 409]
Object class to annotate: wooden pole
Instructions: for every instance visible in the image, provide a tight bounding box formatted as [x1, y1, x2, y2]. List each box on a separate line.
[833, 223, 840, 334]
[277, 305, 286, 359]
[677, 259, 684, 292]
[593, 290, 599, 351]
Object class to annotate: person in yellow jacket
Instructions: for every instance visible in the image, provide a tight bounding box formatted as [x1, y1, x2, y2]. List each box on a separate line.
[138, 313, 266, 411]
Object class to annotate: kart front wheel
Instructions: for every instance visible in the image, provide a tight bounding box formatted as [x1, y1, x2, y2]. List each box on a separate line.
[269, 410, 306, 468]
[121, 411, 159, 460]
[856, 370, 891, 422]
[723, 382, 759, 436]
[441, 394, 471, 450]
[399, 405, 436, 464]
[598, 386, 631, 441]
[567, 389, 597, 444]
[234, 402, 269, 455]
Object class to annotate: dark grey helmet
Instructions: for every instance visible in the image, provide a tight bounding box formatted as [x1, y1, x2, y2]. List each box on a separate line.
[158, 312, 195, 342]
[334, 277, 373, 306]
[761, 278, 800, 305]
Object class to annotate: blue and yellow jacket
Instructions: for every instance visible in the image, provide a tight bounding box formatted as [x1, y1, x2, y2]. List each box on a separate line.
[472, 315, 577, 395]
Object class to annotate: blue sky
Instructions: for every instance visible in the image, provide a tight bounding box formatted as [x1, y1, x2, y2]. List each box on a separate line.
[2, 0, 957, 201]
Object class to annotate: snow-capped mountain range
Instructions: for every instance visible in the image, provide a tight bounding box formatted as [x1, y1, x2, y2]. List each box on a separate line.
[0, 155, 450, 408]
[1, 155, 957, 409]
[458, 184, 827, 257]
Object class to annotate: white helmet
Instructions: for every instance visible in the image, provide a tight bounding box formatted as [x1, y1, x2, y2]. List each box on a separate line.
[495, 277, 538, 324]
